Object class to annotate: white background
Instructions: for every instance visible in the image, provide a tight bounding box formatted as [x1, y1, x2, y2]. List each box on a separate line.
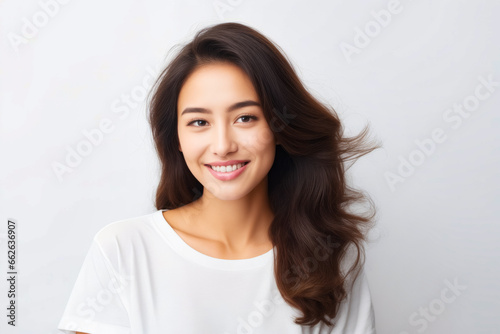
[1, 0, 499, 333]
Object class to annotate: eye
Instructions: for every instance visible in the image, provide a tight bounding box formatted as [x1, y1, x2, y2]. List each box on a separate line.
[236, 115, 258, 123]
[187, 119, 208, 127]
[187, 115, 258, 127]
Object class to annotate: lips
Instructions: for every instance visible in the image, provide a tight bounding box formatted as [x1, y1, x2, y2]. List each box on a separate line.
[206, 161, 249, 168]
[205, 160, 250, 167]
[205, 161, 250, 181]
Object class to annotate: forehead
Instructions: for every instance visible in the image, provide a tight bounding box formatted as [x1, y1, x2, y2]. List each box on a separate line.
[177, 62, 260, 111]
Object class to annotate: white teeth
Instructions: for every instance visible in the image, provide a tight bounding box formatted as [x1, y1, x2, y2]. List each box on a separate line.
[210, 162, 246, 173]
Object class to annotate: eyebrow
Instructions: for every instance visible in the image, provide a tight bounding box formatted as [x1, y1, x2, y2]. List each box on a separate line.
[180, 100, 261, 116]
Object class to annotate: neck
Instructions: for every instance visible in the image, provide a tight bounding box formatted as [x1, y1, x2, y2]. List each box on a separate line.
[187, 178, 274, 253]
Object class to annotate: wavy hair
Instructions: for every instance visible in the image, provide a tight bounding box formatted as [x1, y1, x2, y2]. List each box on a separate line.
[148, 22, 380, 328]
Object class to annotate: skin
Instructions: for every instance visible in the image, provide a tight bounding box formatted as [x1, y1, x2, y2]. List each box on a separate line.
[74, 62, 277, 333]
[163, 61, 278, 259]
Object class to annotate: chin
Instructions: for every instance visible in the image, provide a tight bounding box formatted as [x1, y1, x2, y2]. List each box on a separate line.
[202, 184, 252, 201]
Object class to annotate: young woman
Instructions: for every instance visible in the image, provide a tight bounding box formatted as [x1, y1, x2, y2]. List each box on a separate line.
[58, 22, 379, 334]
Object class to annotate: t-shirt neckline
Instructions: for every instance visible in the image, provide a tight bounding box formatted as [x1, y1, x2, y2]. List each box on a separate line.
[152, 209, 275, 271]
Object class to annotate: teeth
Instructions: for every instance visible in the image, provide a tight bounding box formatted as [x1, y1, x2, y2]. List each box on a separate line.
[210, 162, 246, 173]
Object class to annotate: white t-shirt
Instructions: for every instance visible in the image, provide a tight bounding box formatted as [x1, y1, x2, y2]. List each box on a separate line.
[57, 210, 376, 334]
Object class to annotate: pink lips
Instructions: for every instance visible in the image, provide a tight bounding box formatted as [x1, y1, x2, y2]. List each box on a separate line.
[205, 160, 249, 167]
[206, 162, 249, 181]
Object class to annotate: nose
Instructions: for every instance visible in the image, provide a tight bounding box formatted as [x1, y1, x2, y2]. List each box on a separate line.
[210, 124, 237, 157]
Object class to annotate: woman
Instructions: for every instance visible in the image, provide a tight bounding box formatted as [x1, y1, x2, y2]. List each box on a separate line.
[58, 22, 379, 333]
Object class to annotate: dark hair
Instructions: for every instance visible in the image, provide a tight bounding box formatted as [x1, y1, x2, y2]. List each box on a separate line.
[148, 22, 380, 328]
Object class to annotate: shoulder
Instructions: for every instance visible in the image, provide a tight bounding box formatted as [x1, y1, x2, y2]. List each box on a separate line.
[91, 210, 159, 266]
[94, 210, 157, 242]
[332, 243, 376, 333]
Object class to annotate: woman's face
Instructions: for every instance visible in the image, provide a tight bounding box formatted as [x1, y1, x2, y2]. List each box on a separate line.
[177, 62, 277, 201]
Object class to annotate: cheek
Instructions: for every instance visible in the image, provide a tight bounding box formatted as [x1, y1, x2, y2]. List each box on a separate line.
[178, 133, 202, 160]
[245, 127, 275, 153]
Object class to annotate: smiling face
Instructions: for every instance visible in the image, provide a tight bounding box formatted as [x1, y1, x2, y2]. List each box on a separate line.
[177, 61, 277, 201]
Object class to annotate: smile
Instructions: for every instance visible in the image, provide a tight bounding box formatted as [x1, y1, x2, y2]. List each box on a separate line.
[208, 161, 249, 173]
[205, 162, 250, 181]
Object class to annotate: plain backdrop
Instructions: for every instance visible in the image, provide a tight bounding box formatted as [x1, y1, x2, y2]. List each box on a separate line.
[1, 0, 499, 333]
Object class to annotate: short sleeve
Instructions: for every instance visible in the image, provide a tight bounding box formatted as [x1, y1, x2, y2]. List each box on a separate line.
[57, 239, 131, 334]
[332, 267, 377, 334]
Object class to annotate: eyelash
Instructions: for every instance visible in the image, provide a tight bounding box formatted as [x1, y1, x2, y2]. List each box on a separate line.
[186, 114, 258, 127]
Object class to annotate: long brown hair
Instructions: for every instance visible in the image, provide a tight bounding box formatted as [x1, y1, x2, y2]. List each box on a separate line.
[148, 22, 380, 328]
